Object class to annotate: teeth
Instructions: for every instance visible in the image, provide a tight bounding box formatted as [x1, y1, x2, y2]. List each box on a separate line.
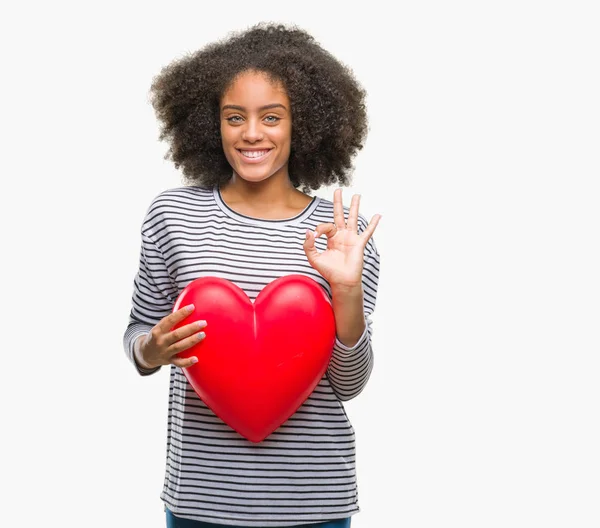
[241, 150, 269, 158]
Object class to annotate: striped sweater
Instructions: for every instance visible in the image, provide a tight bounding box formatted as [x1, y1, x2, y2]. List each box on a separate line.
[123, 185, 380, 527]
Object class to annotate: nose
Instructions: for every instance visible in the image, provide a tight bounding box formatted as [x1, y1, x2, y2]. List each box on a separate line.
[241, 118, 264, 142]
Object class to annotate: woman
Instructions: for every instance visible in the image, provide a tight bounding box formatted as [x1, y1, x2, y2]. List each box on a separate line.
[124, 21, 381, 527]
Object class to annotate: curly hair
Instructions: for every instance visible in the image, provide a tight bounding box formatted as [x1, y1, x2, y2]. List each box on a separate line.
[148, 22, 369, 193]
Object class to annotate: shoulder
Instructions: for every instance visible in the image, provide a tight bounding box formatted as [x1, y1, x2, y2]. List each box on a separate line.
[148, 185, 213, 210]
[145, 185, 214, 215]
[142, 185, 215, 233]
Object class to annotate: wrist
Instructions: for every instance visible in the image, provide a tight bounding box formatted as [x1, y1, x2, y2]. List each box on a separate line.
[134, 334, 155, 369]
[330, 284, 366, 347]
[331, 283, 363, 299]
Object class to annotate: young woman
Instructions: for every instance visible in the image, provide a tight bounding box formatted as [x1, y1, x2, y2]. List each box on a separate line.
[123, 22, 381, 528]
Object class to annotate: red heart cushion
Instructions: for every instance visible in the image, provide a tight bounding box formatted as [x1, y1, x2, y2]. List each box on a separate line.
[171, 275, 336, 443]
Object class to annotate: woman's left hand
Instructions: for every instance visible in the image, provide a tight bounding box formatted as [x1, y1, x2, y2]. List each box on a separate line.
[303, 189, 381, 290]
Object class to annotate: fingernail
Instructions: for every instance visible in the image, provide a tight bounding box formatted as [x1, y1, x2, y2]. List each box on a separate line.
[305, 229, 310, 239]
[191, 357, 198, 364]
[196, 320, 207, 329]
[197, 332, 206, 339]
[186, 304, 195, 311]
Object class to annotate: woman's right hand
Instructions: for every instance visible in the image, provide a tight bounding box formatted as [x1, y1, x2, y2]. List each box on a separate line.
[136, 304, 207, 369]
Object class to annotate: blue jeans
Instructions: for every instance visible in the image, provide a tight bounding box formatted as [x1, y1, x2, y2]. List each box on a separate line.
[166, 507, 351, 528]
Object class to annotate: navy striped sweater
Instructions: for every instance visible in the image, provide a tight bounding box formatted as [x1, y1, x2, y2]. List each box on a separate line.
[123, 185, 380, 526]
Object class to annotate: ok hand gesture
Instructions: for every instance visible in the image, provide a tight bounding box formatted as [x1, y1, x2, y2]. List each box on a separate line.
[303, 188, 381, 290]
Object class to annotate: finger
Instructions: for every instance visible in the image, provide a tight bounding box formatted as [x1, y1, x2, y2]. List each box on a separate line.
[164, 319, 207, 347]
[167, 330, 206, 358]
[333, 188, 345, 229]
[303, 229, 320, 265]
[359, 214, 382, 244]
[347, 194, 360, 233]
[313, 222, 338, 239]
[171, 356, 199, 369]
[159, 303, 196, 334]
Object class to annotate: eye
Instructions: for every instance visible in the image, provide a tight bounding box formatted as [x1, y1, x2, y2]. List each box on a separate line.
[264, 115, 280, 123]
[225, 116, 242, 123]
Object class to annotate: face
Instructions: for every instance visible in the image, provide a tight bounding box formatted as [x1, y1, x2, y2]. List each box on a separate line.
[220, 70, 292, 185]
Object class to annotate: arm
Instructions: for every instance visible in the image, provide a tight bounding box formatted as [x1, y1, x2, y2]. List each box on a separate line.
[302, 189, 382, 403]
[123, 228, 179, 376]
[331, 284, 366, 348]
[326, 243, 380, 401]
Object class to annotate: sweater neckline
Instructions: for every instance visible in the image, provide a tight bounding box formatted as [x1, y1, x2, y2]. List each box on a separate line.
[213, 186, 320, 227]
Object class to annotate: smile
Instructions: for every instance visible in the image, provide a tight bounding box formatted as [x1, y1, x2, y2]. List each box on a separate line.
[237, 149, 272, 163]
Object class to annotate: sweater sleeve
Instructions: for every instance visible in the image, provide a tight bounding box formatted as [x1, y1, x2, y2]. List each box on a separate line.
[326, 221, 381, 402]
[123, 229, 179, 376]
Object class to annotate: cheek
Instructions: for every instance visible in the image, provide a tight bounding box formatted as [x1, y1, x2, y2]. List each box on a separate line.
[220, 124, 231, 145]
[219, 128, 235, 164]
[273, 125, 292, 145]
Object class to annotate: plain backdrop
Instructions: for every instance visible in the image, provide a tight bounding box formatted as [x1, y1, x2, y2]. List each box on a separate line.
[1, 1, 598, 527]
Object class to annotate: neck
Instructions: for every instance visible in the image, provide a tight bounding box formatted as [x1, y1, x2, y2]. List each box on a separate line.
[221, 171, 298, 206]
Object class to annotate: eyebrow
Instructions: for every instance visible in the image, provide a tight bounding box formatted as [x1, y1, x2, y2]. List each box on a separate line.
[221, 103, 287, 112]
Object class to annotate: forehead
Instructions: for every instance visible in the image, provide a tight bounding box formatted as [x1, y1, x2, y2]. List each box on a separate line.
[221, 71, 289, 106]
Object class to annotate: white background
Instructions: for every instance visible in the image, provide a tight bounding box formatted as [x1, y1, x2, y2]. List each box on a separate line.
[1, 1, 598, 526]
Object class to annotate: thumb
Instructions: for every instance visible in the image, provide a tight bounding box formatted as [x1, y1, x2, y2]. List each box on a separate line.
[303, 229, 319, 264]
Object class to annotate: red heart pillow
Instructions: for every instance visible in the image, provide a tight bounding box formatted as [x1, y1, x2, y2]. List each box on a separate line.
[171, 275, 336, 443]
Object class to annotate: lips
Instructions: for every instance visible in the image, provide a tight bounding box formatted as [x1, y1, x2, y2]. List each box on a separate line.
[237, 148, 272, 163]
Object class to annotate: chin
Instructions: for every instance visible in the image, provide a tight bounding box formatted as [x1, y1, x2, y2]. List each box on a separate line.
[236, 173, 270, 183]
[234, 168, 275, 183]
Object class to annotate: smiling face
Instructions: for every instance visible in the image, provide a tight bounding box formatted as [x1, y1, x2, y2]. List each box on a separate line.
[220, 70, 292, 185]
